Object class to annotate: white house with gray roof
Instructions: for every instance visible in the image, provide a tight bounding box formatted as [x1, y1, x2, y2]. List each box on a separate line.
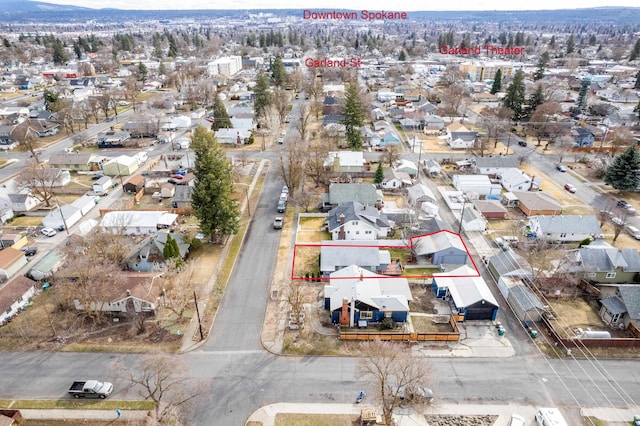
[326, 201, 390, 241]
[474, 155, 520, 176]
[576, 248, 640, 284]
[528, 215, 602, 242]
[599, 284, 640, 330]
[321, 183, 383, 211]
[320, 241, 392, 277]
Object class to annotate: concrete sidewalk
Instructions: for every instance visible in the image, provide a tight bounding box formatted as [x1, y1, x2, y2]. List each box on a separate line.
[19, 408, 150, 421]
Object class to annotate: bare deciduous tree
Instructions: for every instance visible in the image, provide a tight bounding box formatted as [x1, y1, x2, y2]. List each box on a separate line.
[112, 352, 206, 424]
[304, 141, 330, 187]
[381, 146, 400, 167]
[15, 162, 66, 207]
[357, 339, 433, 426]
[273, 88, 290, 124]
[158, 260, 196, 319]
[277, 141, 305, 195]
[285, 280, 307, 327]
[296, 104, 312, 141]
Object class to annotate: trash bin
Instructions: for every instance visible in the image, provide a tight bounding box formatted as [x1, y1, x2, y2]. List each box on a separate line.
[530, 330, 538, 339]
[498, 327, 505, 336]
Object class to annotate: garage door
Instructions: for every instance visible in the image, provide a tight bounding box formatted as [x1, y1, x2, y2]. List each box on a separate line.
[464, 308, 493, 321]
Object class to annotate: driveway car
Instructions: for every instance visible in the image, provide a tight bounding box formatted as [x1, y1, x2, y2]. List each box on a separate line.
[168, 178, 179, 184]
[273, 217, 283, 229]
[277, 137, 284, 144]
[282, 185, 289, 194]
[556, 164, 567, 172]
[171, 174, 184, 180]
[41, 227, 57, 237]
[20, 247, 38, 256]
[91, 174, 105, 180]
[518, 140, 527, 147]
[564, 183, 576, 193]
[277, 200, 286, 213]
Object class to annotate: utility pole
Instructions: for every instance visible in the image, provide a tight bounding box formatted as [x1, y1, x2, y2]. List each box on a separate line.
[193, 291, 204, 341]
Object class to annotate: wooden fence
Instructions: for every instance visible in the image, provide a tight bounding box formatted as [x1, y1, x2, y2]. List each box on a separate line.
[340, 316, 460, 342]
[541, 316, 640, 349]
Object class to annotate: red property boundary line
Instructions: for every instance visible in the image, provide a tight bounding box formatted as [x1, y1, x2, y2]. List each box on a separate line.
[291, 230, 481, 281]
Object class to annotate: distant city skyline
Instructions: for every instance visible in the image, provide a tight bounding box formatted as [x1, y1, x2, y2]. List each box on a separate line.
[33, 0, 640, 11]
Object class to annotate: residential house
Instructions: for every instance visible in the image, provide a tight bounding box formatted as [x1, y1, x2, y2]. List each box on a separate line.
[528, 215, 601, 242]
[27, 119, 59, 137]
[123, 174, 146, 193]
[452, 174, 499, 196]
[512, 191, 562, 216]
[123, 233, 190, 272]
[417, 101, 438, 115]
[0, 125, 19, 149]
[499, 168, 541, 192]
[7, 193, 39, 212]
[432, 265, 499, 321]
[394, 159, 418, 178]
[446, 122, 471, 133]
[0, 234, 27, 250]
[324, 265, 413, 326]
[412, 231, 468, 265]
[381, 168, 411, 190]
[33, 168, 71, 188]
[322, 95, 342, 116]
[472, 92, 498, 102]
[474, 155, 519, 176]
[320, 242, 394, 277]
[576, 247, 640, 284]
[0, 247, 28, 281]
[73, 273, 158, 314]
[473, 200, 508, 219]
[0, 275, 37, 325]
[172, 186, 193, 209]
[215, 128, 252, 145]
[321, 183, 384, 211]
[422, 115, 446, 134]
[323, 151, 365, 173]
[423, 159, 442, 176]
[572, 128, 595, 148]
[599, 285, 640, 330]
[326, 201, 391, 241]
[448, 132, 478, 150]
[382, 131, 401, 147]
[100, 211, 178, 235]
[48, 152, 106, 171]
[97, 129, 131, 148]
[407, 183, 436, 207]
[361, 126, 382, 148]
[121, 121, 157, 138]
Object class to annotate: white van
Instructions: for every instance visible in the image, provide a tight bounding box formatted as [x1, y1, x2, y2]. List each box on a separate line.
[535, 407, 568, 426]
[626, 225, 640, 240]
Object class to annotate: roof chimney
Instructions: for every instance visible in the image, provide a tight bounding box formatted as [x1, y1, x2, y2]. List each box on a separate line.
[339, 214, 345, 224]
[126, 289, 131, 296]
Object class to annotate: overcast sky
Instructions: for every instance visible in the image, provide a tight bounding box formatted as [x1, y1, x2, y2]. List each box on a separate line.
[36, 0, 640, 11]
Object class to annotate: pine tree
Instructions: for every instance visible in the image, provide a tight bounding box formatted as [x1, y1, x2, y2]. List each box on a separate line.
[524, 84, 546, 119]
[210, 95, 232, 131]
[576, 78, 591, 113]
[566, 33, 575, 55]
[374, 163, 384, 185]
[52, 38, 68, 65]
[490, 69, 502, 94]
[253, 70, 271, 126]
[533, 51, 549, 81]
[137, 62, 148, 82]
[634, 100, 640, 121]
[630, 38, 640, 62]
[604, 146, 640, 192]
[634, 71, 640, 90]
[190, 126, 240, 242]
[398, 50, 406, 61]
[271, 56, 286, 88]
[163, 234, 179, 260]
[341, 82, 365, 150]
[588, 34, 597, 46]
[548, 35, 556, 47]
[502, 69, 526, 121]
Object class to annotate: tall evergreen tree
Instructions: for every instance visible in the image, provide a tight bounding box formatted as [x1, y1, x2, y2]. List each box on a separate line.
[490, 69, 502, 94]
[548, 35, 556, 47]
[374, 163, 384, 185]
[52, 38, 68, 65]
[634, 71, 640, 90]
[163, 234, 181, 265]
[253, 70, 271, 127]
[502, 69, 526, 121]
[398, 50, 407, 61]
[604, 146, 640, 192]
[191, 126, 240, 242]
[137, 62, 148, 82]
[634, 100, 640, 121]
[341, 82, 365, 150]
[576, 78, 591, 113]
[271, 56, 286, 88]
[533, 51, 549, 81]
[566, 33, 575, 55]
[524, 84, 546, 119]
[210, 94, 232, 131]
[630, 38, 640, 62]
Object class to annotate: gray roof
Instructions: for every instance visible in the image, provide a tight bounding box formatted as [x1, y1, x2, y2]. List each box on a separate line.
[617, 285, 640, 320]
[320, 243, 383, 273]
[600, 296, 627, 316]
[326, 201, 390, 233]
[172, 186, 193, 203]
[578, 248, 640, 273]
[407, 183, 436, 205]
[328, 183, 382, 206]
[413, 232, 466, 256]
[513, 192, 562, 211]
[474, 155, 519, 169]
[488, 250, 533, 280]
[509, 284, 545, 312]
[48, 152, 94, 166]
[533, 215, 601, 234]
[450, 132, 477, 141]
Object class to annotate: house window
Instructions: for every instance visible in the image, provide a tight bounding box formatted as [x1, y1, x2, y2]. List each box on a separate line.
[360, 311, 373, 320]
[606, 272, 616, 279]
[353, 221, 358, 225]
[384, 311, 392, 318]
[560, 233, 567, 238]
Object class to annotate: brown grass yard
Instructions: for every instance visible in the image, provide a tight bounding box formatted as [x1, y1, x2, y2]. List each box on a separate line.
[411, 315, 455, 334]
[547, 298, 605, 338]
[292, 245, 320, 278]
[274, 413, 360, 426]
[298, 216, 326, 230]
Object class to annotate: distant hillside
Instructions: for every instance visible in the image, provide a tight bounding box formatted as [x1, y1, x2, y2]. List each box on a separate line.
[0, 2, 639, 25]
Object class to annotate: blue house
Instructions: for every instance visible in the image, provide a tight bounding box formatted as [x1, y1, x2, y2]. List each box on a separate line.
[572, 128, 595, 148]
[324, 265, 413, 326]
[382, 130, 401, 147]
[432, 265, 499, 321]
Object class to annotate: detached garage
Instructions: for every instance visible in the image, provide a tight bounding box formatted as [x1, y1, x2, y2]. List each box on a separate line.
[432, 265, 499, 321]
